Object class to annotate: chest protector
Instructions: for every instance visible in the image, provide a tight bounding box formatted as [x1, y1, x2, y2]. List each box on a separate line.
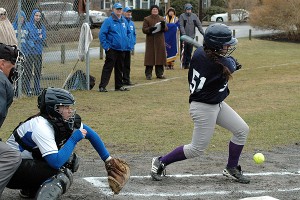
[13, 114, 73, 160]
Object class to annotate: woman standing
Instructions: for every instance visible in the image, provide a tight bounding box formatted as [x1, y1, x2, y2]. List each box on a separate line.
[142, 5, 168, 80]
[25, 9, 46, 96]
[164, 7, 179, 70]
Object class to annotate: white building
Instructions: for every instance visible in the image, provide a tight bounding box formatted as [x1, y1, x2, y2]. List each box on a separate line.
[98, 0, 211, 10]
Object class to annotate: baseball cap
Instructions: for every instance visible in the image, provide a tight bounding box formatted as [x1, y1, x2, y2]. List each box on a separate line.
[0, 43, 19, 65]
[123, 7, 132, 12]
[113, 3, 123, 9]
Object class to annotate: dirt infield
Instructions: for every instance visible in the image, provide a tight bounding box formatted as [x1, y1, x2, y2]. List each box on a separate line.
[2, 144, 300, 200]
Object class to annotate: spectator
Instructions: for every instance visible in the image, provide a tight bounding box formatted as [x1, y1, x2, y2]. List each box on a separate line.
[98, 3, 130, 92]
[142, 5, 168, 80]
[179, 3, 204, 69]
[122, 6, 136, 86]
[164, 7, 179, 70]
[24, 9, 46, 96]
[0, 8, 18, 46]
[0, 43, 22, 198]
[13, 10, 29, 55]
[6, 87, 128, 198]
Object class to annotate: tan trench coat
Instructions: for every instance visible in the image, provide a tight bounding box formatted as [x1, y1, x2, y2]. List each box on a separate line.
[142, 14, 168, 66]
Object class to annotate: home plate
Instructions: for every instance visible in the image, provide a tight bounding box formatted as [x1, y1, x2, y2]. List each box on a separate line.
[240, 196, 279, 200]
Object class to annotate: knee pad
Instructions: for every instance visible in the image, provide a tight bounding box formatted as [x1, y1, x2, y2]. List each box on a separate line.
[35, 168, 73, 200]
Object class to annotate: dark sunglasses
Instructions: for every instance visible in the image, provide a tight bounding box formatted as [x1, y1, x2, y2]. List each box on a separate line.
[0, 13, 6, 16]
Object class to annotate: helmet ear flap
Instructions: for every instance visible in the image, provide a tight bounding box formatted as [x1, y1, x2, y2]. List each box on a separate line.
[38, 89, 47, 114]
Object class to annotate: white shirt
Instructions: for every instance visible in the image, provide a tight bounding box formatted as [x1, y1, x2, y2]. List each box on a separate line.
[6, 116, 58, 159]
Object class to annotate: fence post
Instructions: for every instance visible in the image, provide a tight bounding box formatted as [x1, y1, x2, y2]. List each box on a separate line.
[233, 29, 236, 38]
[249, 29, 252, 40]
[61, 45, 65, 64]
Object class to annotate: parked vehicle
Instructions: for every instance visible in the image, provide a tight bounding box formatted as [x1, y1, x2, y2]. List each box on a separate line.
[38, 2, 107, 29]
[89, 10, 107, 28]
[210, 9, 249, 22]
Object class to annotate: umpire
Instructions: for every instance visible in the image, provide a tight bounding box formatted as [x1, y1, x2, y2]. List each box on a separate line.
[98, 3, 130, 92]
[0, 43, 22, 197]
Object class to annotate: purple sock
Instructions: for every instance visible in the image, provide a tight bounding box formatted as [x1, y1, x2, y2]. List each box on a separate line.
[159, 145, 187, 166]
[227, 141, 244, 168]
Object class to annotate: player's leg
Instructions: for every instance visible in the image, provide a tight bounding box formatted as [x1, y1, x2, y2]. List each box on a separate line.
[0, 142, 21, 197]
[151, 102, 219, 181]
[6, 159, 59, 198]
[35, 168, 73, 200]
[216, 101, 250, 184]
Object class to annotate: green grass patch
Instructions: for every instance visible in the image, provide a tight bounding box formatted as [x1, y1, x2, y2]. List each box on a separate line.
[1, 38, 300, 157]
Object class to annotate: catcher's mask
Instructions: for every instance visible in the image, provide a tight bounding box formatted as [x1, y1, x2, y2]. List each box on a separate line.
[38, 87, 76, 130]
[0, 43, 25, 84]
[204, 23, 237, 56]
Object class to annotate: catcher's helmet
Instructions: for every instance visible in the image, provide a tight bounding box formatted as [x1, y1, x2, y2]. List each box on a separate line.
[38, 87, 76, 126]
[204, 23, 237, 55]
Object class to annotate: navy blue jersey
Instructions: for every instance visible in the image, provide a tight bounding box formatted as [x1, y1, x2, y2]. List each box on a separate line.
[188, 47, 238, 104]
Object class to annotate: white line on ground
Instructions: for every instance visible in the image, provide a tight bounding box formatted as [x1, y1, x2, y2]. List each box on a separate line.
[83, 170, 300, 197]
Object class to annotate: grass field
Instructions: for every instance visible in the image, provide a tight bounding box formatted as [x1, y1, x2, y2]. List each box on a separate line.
[2, 37, 300, 158]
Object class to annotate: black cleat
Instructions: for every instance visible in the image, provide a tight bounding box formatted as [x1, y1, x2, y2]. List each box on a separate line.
[222, 165, 250, 184]
[150, 157, 166, 181]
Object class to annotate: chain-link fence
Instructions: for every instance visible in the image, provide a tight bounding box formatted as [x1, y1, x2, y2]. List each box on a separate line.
[0, 0, 100, 97]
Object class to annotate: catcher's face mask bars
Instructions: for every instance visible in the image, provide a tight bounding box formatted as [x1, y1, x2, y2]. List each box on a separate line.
[10, 50, 25, 90]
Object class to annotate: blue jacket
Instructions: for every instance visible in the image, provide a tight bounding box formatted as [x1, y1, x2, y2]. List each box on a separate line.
[188, 47, 238, 104]
[13, 11, 30, 55]
[27, 9, 46, 55]
[124, 16, 136, 51]
[99, 13, 129, 51]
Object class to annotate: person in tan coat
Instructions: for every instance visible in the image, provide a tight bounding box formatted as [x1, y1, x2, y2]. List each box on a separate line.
[142, 5, 168, 80]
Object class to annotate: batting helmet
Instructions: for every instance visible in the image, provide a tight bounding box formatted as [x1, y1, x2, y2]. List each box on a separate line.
[204, 23, 237, 54]
[38, 87, 75, 120]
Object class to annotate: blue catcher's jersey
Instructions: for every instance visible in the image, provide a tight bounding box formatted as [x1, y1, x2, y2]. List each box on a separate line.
[188, 47, 238, 104]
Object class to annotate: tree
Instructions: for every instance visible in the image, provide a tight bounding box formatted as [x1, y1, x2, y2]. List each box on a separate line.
[249, 0, 300, 40]
[171, 0, 199, 17]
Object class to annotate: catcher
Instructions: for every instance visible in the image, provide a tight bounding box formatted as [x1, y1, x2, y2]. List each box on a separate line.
[5, 87, 130, 199]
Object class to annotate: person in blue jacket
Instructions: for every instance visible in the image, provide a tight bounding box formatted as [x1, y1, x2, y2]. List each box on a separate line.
[98, 3, 130, 92]
[122, 6, 136, 86]
[150, 23, 250, 184]
[6, 87, 117, 199]
[12, 10, 31, 96]
[13, 10, 29, 54]
[24, 9, 46, 96]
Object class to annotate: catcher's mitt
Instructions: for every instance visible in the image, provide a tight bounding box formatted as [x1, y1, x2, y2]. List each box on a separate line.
[105, 158, 130, 194]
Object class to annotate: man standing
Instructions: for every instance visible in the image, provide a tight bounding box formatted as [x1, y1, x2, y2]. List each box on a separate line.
[179, 3, 204, 69]
[98, 3, 130, 92]
[122, 6, 136, 86]
[0, 43, 22, 197]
